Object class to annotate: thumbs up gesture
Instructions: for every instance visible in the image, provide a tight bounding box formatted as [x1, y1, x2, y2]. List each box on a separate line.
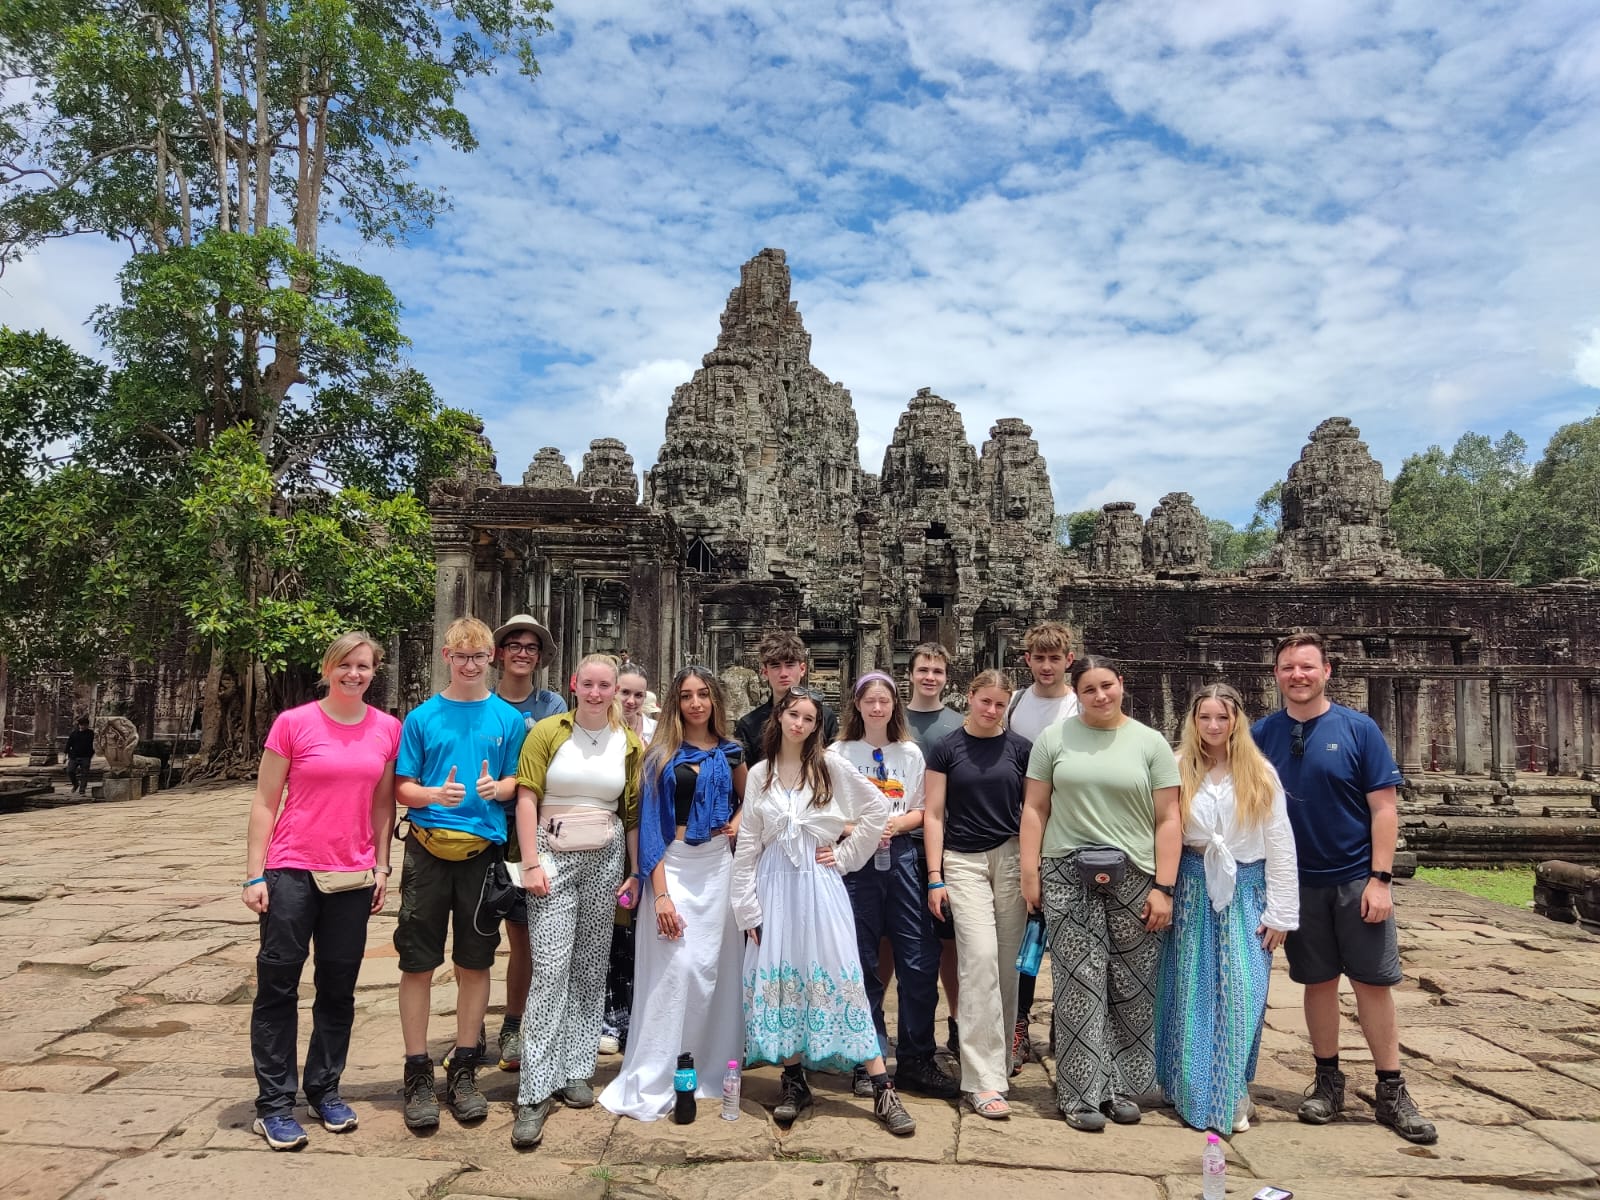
[475, 758, 498, 801]
[437, 764, 465, 808]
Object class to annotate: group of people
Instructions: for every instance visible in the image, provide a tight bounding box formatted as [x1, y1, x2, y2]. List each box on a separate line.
[239, 615, 1438, 1153]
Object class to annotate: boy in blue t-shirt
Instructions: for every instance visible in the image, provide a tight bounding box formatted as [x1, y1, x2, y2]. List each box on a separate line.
[394, 617, 525, 1131]
[1252, 630, 1435, 1145]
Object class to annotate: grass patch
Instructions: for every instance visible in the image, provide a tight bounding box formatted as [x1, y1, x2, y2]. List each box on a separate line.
[1415, 864, 1534, 907]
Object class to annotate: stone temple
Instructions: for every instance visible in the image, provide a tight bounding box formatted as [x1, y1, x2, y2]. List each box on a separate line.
[415, 248, 1600, 795]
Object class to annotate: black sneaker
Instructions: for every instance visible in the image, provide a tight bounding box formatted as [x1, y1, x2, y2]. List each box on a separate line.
[403, 1057, 439, 1130]
[445, 1050, 489, 1122]
[894, 1055, 960, 1100]
[851, 1064, 873, 1097]
[511, 1097, 551, 1148]
[873, 1082, 917, 1136]
[1374, 1077, 1437, 1145]
[1298, 1066, 1346, 1125]
[774, 1069, 813, 1124]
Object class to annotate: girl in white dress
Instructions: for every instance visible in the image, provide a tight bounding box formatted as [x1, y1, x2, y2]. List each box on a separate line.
[731, 689, 916, 1135]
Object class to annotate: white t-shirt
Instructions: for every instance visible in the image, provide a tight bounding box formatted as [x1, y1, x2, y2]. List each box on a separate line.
[541, 726, 627, 812]
[830, 739, 926, 816]
[1006, 687, 1081, 743]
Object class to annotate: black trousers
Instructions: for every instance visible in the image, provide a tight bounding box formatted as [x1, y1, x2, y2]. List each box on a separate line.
[251, 868, 372, 1117]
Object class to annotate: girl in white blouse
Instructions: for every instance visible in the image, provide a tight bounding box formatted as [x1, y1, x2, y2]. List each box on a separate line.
[732, 688, 916, 1136]
[1155, 683, 1298, 1135]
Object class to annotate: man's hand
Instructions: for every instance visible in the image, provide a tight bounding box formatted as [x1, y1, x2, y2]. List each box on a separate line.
[475, 759, 498, 801]
[437, 765, 465, 808]
[1360, 877, 1393, 923]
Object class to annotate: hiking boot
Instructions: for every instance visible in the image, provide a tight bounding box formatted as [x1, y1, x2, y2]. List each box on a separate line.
[773, 1069, 814, 1124]
[1100, 1096, 1141, 1125]
[894, 1054, 960, 1099]
[852, 1064, 874, 1097]
[1061, 1104, 1107, 1132]
[558, 1078, 595, 1108]
[497, 1024, 522, 1071]
[1374, 1076, 1437, 1144]
[308, 1092, 358, 1132]
[511, 1097, 551, 1148]
[873, 1082, 917, 1136]
[1298, 1065, 1346, 1125]
[252, 1113, 308, 1150]
[402, 1057, 439, 1130]
[1012, 1017, 1034, 1066]
[445, 1050, 489, 1122]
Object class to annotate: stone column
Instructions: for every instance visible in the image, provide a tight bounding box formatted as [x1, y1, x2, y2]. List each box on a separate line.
[1488, 674, 1517, 785]
[1394, 678, 1423, 778]
[27, 678, 59, 767]
[1368, 676, 1397, 757]
[1583, 679, 1600, 782]
[431, 530, 473, 694]
[1454, 677, 1481, 775]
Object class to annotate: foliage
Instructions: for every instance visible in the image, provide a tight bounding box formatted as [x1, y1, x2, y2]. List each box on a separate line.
[1055, 509, 1098, 550]
[1526, 410, 1600, 582]
[1390, 431, 1535, 580]
[1207, 482, 1281, 571]
[1414, 865, 1533, 908]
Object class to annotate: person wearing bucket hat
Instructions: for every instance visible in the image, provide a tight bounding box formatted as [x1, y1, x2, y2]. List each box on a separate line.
[490, 614, 567, 1073]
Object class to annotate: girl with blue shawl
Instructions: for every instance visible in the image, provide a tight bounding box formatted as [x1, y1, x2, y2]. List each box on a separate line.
[599, 666, 747, 1121]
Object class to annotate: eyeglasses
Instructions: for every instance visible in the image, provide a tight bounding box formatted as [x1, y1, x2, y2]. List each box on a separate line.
[1290, 722, 1305, 758]
[500, 641, 541, 657]
[871, 747, 888, 782]
[448, 652, 491, 666]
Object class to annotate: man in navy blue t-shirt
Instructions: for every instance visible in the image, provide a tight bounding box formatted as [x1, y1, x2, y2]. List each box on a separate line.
[1252, 631, 1436, 1145]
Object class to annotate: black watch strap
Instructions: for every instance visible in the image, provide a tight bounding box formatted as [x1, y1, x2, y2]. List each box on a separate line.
[1152, 882, 1175, 897]
[1369, 870, 1393, 884]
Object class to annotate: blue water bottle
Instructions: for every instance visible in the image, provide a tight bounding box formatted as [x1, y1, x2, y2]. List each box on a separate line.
[673, 1052, 697, 1124]
[1016, 911, 1046, 976]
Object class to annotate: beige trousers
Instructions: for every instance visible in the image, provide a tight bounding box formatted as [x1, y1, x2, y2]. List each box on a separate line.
[943, 838, 1027, 1094]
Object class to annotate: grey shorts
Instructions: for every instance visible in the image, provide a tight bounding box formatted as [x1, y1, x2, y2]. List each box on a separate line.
[1285, 877, 1402, 987]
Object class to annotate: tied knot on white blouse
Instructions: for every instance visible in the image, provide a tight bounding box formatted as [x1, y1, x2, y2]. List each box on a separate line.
[775, 805, 816, 869]
[1202, 824, 1238, 913]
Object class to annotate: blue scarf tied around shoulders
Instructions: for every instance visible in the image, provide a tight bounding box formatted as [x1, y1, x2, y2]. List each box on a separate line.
[637, 740, 739, 879]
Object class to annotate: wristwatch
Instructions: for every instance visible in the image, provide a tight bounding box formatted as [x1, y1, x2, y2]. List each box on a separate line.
[1151, 882, 1175, 897]
[1369, 870, 1393, 884]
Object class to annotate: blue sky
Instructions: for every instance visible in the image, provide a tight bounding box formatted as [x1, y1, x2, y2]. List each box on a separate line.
[7, 0, 1600, 524]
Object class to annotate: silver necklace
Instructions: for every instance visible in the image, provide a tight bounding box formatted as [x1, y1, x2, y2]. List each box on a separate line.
[574, 721, 609, 748]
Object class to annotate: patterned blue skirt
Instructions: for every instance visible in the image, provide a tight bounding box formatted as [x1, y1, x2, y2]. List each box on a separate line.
[1155, 849, 1272, 1132]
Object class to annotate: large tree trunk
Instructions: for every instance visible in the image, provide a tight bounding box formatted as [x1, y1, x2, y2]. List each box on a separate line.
[186, 646, 264, 780]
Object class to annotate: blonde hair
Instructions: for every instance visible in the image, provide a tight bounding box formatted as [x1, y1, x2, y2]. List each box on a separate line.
[320, 631, 384, 680]
[1022, 621, 1073, 656]
[576, 652, 625, 730]
[443, 617, 494, 652]
[1176, 683, 1277, 833]
[967, 668, 1012, 697]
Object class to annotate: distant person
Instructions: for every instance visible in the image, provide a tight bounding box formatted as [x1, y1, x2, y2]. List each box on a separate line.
[1004, 620, 1081, 1070]
[617, 663, 657, 744]
[924, 669, 1032, 1120]
[601, 665, 745, 1121]
[732, 689, 915, 1135]
[1156, 683, 1298, 1134]
[394, 618, 525, 1132]
[903, 641, 965, 1055]
[734, 629, 838, 766]
[1252, 631, 1436, 1144]
[489, 615, 566, 1074]
[66, 716, 95, 795]
[241, 632, 400, 1151]
[510, 653, 644, 1150]
[600, 660, 655, 1055]
[1020, 655, 1180, 1133]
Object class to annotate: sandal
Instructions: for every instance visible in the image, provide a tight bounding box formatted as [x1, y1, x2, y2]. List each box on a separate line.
[962, 1090, 1011, 1120]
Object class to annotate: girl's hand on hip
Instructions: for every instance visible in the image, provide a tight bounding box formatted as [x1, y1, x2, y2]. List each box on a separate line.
[814, 844, 837, 868]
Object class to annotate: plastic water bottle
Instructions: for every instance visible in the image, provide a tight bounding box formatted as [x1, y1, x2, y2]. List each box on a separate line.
[1015, 911, 1046, 976]
[721, 1060, 741, 1121]
[874, 837, 891, 871]
[673, 1052, 697, 1124]
[1202, 1132, 1227, 1199]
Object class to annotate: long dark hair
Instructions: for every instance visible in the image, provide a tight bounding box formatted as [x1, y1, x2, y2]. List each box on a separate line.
[760, 689, 833, 808]
[643, 665, 731, 784]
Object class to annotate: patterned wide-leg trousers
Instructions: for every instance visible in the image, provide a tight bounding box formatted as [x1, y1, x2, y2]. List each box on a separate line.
[1043, 853, 1161, 1114]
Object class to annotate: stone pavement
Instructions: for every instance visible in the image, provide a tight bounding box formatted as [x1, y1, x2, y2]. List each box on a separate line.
[3, 781, 1600, 1200]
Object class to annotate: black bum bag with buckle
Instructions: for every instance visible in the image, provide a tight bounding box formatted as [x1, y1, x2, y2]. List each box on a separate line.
[1074, 846, 1128, 891]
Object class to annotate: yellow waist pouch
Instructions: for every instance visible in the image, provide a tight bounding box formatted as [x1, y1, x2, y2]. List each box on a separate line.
[411, 826, 492, 862]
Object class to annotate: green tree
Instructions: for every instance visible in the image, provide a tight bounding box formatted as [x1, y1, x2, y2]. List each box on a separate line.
[0, 0, 550, 774]
[1055, 509, 1098, 550]
[1527, 411, 1600, 581]
[1389, 431, 1534, 580]
[1206, 482, 1281, 572]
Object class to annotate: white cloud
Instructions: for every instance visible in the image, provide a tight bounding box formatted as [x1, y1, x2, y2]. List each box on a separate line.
[1574, 329, 1600, 391]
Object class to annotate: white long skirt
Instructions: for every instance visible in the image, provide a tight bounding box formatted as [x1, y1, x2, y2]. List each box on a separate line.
[599, 835, 744, 1120]
[742, 838, 879, 1072]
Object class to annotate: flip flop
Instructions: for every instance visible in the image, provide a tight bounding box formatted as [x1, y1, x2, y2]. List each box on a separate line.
[962, 1090, 1011, 1120]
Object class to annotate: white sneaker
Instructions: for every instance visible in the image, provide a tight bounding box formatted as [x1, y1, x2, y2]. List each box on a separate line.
[598, 1033, 620, 1055]
[1233, 1094, 1254, 1133]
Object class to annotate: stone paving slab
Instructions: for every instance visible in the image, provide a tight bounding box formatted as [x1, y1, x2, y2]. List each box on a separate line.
[4, 779, 1600, 1197]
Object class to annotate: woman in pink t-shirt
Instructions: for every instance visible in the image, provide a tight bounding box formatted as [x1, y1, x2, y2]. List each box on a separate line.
[241, 631, 402, 1151]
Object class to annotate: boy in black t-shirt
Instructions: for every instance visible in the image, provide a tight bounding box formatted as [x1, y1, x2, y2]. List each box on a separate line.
[734, 629, 838, 765]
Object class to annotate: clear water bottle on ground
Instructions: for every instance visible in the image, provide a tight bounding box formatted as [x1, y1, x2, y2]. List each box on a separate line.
[721, 1060, 741, 1121]
[1202, 1132, 1227, 1199]
[1016, 911, 1046, 976]
[673, 1052, 697, 1124]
